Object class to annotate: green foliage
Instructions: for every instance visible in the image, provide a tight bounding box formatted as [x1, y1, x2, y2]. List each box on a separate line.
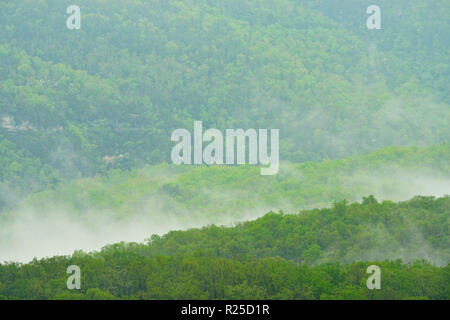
[0, 196, 448, 300]
[7, 143, 448, 223]
[0, 0, 449, 208]
[0, 0, 449, 301]
[121, 195, 449, 265]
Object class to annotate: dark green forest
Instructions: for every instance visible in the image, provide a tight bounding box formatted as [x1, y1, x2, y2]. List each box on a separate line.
[1, 196, 449, 300]
[0, 0, 449, 300]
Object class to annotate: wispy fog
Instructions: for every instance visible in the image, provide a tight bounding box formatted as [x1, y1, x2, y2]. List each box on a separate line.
[0, 199, 272, 263]
[0, 164, 448, 264]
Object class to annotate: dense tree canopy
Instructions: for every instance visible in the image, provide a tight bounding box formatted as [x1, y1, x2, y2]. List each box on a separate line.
[0, 0, 449, 206]
[0, 0, 448, 300]
[0, 196, 448, 300]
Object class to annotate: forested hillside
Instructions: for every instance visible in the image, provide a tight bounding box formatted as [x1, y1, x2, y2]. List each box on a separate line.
[1, 259, 448, 300]
[6, 143, 450, 221]
[1, 144, 449, 262]
[0, 196, 448, 300]
[101, 195, 450, 266]
[1, 0, 449, 208]
[0, 0, 449, 301]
